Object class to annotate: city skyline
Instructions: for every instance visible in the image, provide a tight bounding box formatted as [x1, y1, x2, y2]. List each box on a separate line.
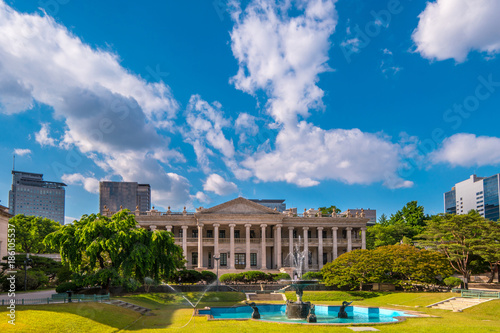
[0, 0, 500, 223]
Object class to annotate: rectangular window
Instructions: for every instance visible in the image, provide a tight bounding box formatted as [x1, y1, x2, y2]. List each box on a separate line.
[220, 253, 227, 266]
[208, 252, 212, 268]
[192, 252, 198, 266]
[322, 230, 327, 239]
[250, 253, 257, 266]
[308, 230, 312, 238]
[250, 230, 256, 238]
[323, 253, 328, 265]
[192, 230, 198, 238]
[206, 230, 213, 238]
[219, 230, 226, 238]
[235, 253, 245, 268]
[234, 230, 240, 238]
[293, 230, 297, 238]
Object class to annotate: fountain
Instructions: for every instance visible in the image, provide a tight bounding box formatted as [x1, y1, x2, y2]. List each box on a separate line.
[338, 301, 353, 318]
[245, 301, 261, 319]
[281, 236, 319, 321]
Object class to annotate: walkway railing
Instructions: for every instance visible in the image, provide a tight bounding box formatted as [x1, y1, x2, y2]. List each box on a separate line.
[0, 293, 110, 306]
[452, 289, 500, 299]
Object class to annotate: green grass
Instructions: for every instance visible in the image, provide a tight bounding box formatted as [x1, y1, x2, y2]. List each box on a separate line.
[1, 291, 499, 332]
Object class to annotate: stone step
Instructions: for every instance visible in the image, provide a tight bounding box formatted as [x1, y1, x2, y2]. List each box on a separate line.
[104, 300, 151, 315]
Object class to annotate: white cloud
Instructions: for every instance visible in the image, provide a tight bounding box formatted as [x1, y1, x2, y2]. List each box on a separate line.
[228, 0, 412, 189]
[430, 133, 500, 167]
[13, 148, 31, 156]
[193, 191, 211, 204]
[235, 112, 259, 142]
[64, 216, 77, 225]
[229, 0, 337, 125]
[203, 174, 238, 196]
[0, 2, 191, 208]
[61, 173, 100, 193]
[242, 122, 413, 189]
[35, 123, 56, 147]
[412, 0, 500, 62]
[183, 95, 236, 173]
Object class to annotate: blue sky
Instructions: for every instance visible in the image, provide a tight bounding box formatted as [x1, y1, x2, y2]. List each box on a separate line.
[1, 0, 500, 223]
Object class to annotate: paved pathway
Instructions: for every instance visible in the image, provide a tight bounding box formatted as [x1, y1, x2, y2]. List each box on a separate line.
[0, 289, 56, 301]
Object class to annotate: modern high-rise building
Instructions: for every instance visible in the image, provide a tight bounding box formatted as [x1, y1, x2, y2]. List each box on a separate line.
[8, 171, 66, 224]
[444, 174, 500, 221]
[249, 199, 286, 212]
[99, 181, 151, 214]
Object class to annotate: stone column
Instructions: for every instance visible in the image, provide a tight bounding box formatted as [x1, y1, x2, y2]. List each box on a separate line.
[197, 224, 204, 268]
[276, 224, 282, 268]
[361, 227, 367, 250]
[181, 225, 188, 262]
[303, 227, 309, 270]
[332, 227, 338, 260]
[229, 223, 236, 269]
[317, 227, 324, 269]
[346, 227, 352, 252]
[166, 225, 172, 233]
[245, 224, 252, 269]
[213, 223, 220, 257]
[261, 224, 267, 270]
[288, 227, 294, 258]
[149, 225, 157, 231]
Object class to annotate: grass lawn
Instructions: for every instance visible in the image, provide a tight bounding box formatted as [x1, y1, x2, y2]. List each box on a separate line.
[0, 291, 499, 332]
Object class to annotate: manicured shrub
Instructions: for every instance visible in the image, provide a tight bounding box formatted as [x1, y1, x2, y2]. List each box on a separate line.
[444, 277, 462, 288]
[219, 273, 236, 283]
[55, 281, 78, 293]
[302, 271, 323, 281]
[201, 271, 217, 283]
[244, 271, 267, 283]
[272, 273, 291, 281]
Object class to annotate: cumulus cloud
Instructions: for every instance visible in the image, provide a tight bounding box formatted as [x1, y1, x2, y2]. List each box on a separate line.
[430, 133, 500, 167]
[229, 0, 337, 125]
[193, 191, 211, 204]
[412, 0, 500, 62]
[242, 122, 413, 189]
[35, 123, 57, 147]
[0, 2, 191, 208]
[228, 0, 413, 189]
[183, 95, 237, 174]
[61, 173, 100, 193]
[203, 174, 238, 196]
[13, 148, 31, 156]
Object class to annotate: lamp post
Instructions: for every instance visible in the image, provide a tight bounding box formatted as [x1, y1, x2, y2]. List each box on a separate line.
[213, 256, 220, 292]
[24, 253, 33, 292]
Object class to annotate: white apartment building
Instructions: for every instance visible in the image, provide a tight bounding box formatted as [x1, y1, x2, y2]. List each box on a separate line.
[102, 197, 368, 273]
[444, 174, 500, 221]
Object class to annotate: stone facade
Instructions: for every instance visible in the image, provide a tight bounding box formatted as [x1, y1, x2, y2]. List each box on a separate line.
[0, 205, 12, 262]
[103, 197, 368, 272]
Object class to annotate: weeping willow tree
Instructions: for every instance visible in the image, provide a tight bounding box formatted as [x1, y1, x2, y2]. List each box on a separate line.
[44, 210, 183, 291]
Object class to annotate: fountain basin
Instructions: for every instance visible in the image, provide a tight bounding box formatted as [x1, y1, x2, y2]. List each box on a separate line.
[198, 304, 417, 324]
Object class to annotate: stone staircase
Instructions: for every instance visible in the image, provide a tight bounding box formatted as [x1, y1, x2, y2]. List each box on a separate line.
[428, 297, 491, 312]
[246, 293, 286, 301]
[104, 299, 152, 315]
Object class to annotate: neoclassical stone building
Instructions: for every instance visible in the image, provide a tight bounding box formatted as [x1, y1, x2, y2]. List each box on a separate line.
[103, 197, 368, 273]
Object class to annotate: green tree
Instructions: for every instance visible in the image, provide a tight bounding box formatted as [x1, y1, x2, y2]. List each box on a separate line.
[322, 245, 452, 291]
[8, 215, 61, 254]
[44, 210, 183, 291]
[366, 201, 425, 249]
[319, 205, 341, 216]
[473, 219, 500, 283]
[418, 211, 488, 289]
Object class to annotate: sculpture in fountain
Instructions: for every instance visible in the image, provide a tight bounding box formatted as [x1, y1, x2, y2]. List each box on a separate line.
[338, 301, 353, 318]
[245, 302, 261, 319]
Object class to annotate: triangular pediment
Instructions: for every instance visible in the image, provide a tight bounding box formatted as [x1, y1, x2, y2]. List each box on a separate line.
[200, 197, 280, 214]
